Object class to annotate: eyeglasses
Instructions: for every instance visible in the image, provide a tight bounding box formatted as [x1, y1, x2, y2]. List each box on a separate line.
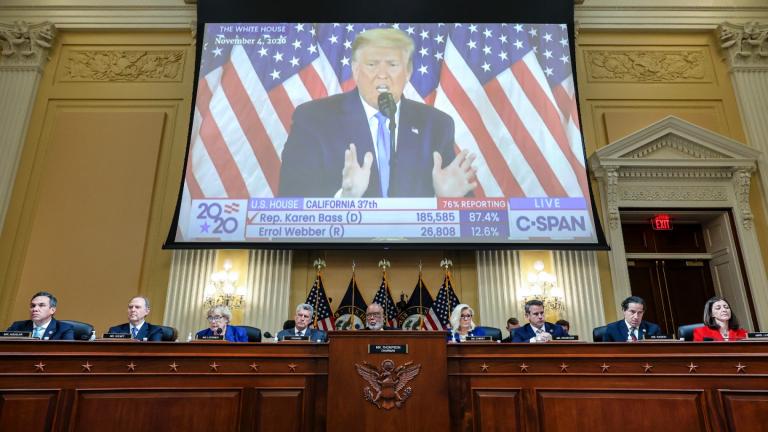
[207, 315, 225, 322]
[366, 312, 383, 317]
[460, 314, 473, 319]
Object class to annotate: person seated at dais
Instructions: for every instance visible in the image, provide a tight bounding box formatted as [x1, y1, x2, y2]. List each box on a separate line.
[107, 296, 163, 341]
[694, 296, 748, 342]
[6, 291, 74, 340]
[364, 303, 398, 330]
[512, 300, 568, 343]
[196, 305, 248, 342]
[448, 304, 487, 342]
[603, 296, 661, 342]
[276, 303, 327, 342]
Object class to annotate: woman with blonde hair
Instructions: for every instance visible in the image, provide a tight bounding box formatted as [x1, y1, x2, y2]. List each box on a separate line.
[448, 304, 487, 342]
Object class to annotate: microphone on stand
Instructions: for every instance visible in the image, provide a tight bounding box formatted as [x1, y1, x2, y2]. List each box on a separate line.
[377, 91, 398, 193]
[215, 328, 223, 337]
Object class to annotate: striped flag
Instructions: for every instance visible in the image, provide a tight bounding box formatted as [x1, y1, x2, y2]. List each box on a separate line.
[185, 22, 584, 204]
[371, 274, 398, 328]
[424, 274, 461, 330]
[305, 274, 335, 331]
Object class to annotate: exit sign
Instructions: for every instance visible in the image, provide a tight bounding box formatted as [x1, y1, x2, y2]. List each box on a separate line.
[651, 214, 672, 231]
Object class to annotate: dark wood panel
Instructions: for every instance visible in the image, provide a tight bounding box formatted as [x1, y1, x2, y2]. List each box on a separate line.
[720, 390, 768, 432]
[252, 388, 303, 432]
[0, 390, 58, 432]
[68, 388, 241, 432]
[69, 388, 241, 432]
[537, 389, 710, 432]
[327, 331, 449, 432]
[472, 389, 522, 432]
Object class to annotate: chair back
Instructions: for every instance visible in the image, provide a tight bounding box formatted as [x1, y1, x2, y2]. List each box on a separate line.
[592, 325, 608, 342]
[157, 325, 178, 342]
[475, 326, 502, 341]
[59, 320, 94, 341]
[240, 325, 262, 342]
[678, 323, 705, 341]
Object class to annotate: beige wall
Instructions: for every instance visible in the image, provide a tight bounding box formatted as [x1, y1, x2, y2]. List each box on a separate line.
[0, 30, 195, 332]
[575, 30, 763, 322]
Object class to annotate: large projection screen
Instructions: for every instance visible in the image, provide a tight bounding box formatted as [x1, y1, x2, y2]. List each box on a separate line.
[165, 0, 607, 249]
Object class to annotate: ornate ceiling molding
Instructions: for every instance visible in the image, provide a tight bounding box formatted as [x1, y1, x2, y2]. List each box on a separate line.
[719, 21, 768, 71]
[0, 20, 56, 70]
[584, 50, 705, 83]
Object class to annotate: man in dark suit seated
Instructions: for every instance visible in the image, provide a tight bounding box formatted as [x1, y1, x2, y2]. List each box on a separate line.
[603, 295, 662, 342]
[279, 28, 477, 198]
[6, 291, 74, 340]
[501, 317, 520, 343]
[363, 303, 398, 331]
[512, 300, 568, 343]
[107, 296, 163, 341]
[276, 303, 327, 342]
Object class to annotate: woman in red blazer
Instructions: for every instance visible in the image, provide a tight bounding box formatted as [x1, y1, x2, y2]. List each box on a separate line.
[693, 296, 748, 341]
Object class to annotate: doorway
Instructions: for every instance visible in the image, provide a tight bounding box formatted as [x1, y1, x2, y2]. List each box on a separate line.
[621, 210, 753, 336]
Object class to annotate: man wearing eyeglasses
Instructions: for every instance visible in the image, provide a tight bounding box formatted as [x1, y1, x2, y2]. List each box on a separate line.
[276, 303, 327, 342]
[511, 299, 568, 343]
[107, 296, 164, 341]
[364, 303, 398, 330]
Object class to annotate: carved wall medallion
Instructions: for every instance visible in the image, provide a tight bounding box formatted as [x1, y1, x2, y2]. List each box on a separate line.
[355, 359, 421, 410]
[584, 49, 705, 82]
[62, 49, 185, 82]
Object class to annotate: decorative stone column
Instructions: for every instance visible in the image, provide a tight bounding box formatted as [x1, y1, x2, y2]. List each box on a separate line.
[476, 250, 523, 331]
[0, 21, 55, 232]
[718, 21, 768, 214]
[242, 249, 292, 338]
[553, 250, 605, 339]
[163, 249, 216, 340]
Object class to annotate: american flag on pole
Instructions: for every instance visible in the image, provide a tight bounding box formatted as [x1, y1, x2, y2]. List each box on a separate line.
[424, 273, 461, 330]
[182, 21, 585, 224]
[305, 274, 334, 331]
[371, 274, 399, 328]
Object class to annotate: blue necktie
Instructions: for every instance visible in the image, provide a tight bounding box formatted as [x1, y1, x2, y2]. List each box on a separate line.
[374, 112, 390, 197]
[33, 326, 43, 339]
[131, 327, 138, 339]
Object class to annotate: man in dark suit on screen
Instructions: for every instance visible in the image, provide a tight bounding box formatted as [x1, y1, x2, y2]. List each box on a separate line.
[512, 300, 568, 343]
[278, 28, 477, 198]
[6, 291, 74, 340]
[602, 295, 662, 342]
[107, 296, 164, 341]
[277, 303, 327, 342]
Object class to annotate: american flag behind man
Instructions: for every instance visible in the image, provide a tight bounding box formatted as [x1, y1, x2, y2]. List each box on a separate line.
[182, 21, 584, 226]
[424, 273, 461, 330]
[305, 274, 335, 331]
[371, 274, 399, 328]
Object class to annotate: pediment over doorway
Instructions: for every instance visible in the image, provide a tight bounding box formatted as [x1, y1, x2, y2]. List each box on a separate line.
[589, 116, 760, 170]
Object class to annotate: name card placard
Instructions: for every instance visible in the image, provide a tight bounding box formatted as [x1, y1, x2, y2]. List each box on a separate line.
[197, 335, 224, 341]
[102, 333, 132, 339]
[748, 332, 768, 339]
[368, 344, 408, 354]
[464, 336, 493, 342]
[554, 335, 579, 341]
[647, 335, 673, 340]
[283, 335, 310, 341]
[0, 331, 31, 338]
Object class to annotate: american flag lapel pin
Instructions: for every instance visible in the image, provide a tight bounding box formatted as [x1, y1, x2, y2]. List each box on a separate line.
[411, 127, 419, 135]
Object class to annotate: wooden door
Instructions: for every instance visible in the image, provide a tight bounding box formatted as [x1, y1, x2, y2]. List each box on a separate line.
[628, 259, 716, 337]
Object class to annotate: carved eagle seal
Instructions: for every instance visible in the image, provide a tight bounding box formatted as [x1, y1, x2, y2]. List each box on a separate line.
[354, 359, 422, 409]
